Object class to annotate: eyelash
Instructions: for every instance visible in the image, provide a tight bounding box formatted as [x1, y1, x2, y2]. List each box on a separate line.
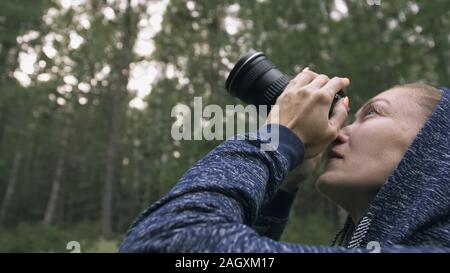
[364, 104, 379, 117]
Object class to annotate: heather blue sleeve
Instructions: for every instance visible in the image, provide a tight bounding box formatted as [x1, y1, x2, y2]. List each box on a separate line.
[119, 124, 449, 253]
[253, 189, 297, 240]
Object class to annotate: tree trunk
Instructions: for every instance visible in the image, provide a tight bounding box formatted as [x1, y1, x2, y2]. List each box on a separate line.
[0, 152, 22, 225]
[101, 0, 133, 237]
[42, 113, 72, 226]
[142, 100, 162, 209]
[0, 109, 6, 149]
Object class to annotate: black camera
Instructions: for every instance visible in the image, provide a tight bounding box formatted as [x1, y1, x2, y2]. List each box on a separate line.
[225, 50, 346, 117]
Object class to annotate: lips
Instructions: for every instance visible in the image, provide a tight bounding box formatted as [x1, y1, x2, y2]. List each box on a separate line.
[328, 150, 344, 160]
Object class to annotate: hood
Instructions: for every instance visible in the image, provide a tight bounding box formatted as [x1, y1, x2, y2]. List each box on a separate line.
[346, 86, 450, 249]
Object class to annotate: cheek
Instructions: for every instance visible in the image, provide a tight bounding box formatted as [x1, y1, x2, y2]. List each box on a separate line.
[350, 121, 409, 159]
[348, 125, 386, 163]
[318, 120, 415, 193]
[348, 123, 410, 181]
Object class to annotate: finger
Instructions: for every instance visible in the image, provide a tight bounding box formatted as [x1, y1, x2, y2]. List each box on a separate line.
[289, 70, 318, 88]
[303, 74, 330, 89]
[302, 67, 319, 76]
[329, 98, 349, 131]
[321, 77, 350, 98]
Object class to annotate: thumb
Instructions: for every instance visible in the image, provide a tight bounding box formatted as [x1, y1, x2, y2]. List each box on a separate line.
[329, 97, 349, 131]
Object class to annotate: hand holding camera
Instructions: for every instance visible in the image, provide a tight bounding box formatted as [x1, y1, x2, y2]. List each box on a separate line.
[225, 50, 350, 159]
[266, 68, 350, 159]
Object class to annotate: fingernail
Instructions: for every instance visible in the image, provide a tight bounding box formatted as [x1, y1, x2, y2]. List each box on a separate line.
[302, 67, 310, 72]
[343, 97, 349, 108]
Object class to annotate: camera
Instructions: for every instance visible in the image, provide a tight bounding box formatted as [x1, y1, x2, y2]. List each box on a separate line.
[225, 50, 347, 117]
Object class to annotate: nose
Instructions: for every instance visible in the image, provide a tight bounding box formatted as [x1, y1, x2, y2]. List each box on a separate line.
[332, 125, 350, 146]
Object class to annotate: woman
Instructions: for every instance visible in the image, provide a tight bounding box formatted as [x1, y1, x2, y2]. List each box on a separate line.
[119, 69, 450, 252]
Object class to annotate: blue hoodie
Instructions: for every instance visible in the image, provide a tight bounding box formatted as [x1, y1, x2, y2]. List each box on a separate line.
[119, 87, 450, 253]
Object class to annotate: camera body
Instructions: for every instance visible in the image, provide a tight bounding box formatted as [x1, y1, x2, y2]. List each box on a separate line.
[225, 50, 346, 117]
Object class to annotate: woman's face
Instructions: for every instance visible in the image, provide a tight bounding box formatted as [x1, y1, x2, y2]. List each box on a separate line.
[317, 87, 429, 207]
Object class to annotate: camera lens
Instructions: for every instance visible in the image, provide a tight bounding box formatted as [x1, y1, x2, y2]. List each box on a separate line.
[225, 50, 290, 106]
[225, 50, 346, 116]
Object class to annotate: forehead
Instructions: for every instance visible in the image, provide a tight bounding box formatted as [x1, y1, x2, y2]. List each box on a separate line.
[357, 87, 420, 117]
[374, 87, 412, 102]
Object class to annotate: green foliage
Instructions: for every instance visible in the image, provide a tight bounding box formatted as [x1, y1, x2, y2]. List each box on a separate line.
[1, 0, 450, 252]
[0, 222, 119, 253]
[84, 238, 120, 253]
[282, 212, 340, 245]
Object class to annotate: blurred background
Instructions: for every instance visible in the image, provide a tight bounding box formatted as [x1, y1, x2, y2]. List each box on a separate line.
[0, 0, 449, 252]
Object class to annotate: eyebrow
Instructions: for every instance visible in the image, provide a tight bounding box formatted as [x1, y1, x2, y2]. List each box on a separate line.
[355, 98, 391, 117]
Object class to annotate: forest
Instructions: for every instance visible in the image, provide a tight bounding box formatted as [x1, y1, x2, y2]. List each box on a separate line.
[0, 0, 449, 252]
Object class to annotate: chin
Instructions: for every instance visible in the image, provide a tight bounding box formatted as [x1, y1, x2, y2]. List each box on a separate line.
[316, 170, 341, 196]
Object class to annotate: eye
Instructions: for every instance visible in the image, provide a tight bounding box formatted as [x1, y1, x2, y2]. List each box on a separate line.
[364, 104, 379, 117]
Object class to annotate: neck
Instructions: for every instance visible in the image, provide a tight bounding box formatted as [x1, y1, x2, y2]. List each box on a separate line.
[333, 190, 375, 225]
[347, 206, 367, 225]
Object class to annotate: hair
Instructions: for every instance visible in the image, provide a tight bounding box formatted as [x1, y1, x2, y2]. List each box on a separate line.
[395, 83, 443, 118]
